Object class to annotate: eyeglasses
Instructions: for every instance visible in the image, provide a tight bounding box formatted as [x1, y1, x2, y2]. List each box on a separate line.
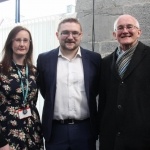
[12, 38, 31, 44]
[116, 24, 138, 31]
[60, 31, 81, 38]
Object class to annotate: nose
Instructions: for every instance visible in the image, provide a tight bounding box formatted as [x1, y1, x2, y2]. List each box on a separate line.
[19, 40, 24, 45]
[67, 33, 74, 38]
[122, 27, 129, 32]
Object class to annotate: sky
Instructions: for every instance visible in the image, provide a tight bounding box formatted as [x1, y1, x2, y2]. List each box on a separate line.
[0, 0, 76, 20]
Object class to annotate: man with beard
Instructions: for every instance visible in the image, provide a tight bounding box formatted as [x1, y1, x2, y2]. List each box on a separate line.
[99, 14, 150, 150]
[37, 18, 101, 150]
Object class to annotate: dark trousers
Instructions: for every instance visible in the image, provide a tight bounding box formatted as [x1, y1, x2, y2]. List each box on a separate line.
[45, 119, 96, 150]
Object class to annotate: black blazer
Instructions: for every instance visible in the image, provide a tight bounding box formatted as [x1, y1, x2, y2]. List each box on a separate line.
[99, 42, 150, 150]
[37, 47, 101, 141]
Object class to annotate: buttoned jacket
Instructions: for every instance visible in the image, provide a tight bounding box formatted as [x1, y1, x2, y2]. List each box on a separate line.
[37, 47, 101, 141]
[99, 42, 150, 150]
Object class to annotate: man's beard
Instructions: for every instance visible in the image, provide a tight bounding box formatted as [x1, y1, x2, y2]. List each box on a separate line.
[61, 42, 79, 51]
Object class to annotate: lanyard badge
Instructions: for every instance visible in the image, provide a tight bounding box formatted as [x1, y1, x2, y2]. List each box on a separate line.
[18, 108, 32, 119]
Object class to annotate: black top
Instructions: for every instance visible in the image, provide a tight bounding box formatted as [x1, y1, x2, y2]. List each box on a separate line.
[0, 63, 44, 149]
[0, 131, 7, 148]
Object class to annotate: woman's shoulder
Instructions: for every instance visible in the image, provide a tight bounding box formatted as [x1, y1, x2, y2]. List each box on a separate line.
[31, 65, 37, 70]
[0, 63, 2, 71]
[30, 65, 37, 75]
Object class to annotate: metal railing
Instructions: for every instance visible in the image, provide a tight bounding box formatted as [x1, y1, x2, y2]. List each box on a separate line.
[0, 16, 60, 119]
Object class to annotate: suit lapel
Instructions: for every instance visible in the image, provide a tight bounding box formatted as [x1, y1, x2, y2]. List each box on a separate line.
[123, 42, 146, 79]
[48, 48, 59, 101]
[81, 48, 90, 101]
[50, 48, 59, 81]
[111, 49, 121, 81]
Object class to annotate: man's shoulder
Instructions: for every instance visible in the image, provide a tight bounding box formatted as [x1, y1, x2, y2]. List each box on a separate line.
[103, 50, 116, 61]
[80, 47, 101, 58]
[138, 41, 150, 50]
[38, 47, 59, 58]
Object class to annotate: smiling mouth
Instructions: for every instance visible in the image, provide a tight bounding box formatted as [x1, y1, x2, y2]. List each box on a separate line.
[65, 41, 75, 43]
[65, 42, 75, 44]
[121, 35, 131, 38]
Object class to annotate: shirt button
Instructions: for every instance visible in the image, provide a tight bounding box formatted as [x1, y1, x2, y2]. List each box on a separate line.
[118, 105, 122, 109]
[117, 132, 121, 136]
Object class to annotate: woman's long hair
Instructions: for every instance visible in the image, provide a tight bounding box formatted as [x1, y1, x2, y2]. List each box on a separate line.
[1, 26, 34, 74]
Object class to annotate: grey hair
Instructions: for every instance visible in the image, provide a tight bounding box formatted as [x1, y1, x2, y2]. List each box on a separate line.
[113, 15, 140, 31]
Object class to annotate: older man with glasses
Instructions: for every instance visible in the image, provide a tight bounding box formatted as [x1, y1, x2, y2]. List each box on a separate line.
[98, 14, 150, 150]
[37, 18, 101, 150]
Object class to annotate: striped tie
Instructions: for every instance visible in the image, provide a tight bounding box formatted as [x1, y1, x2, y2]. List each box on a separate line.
[116, 42, 138, 78]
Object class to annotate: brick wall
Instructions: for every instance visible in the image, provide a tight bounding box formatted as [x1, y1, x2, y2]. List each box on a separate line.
[76, 0, 150, 57]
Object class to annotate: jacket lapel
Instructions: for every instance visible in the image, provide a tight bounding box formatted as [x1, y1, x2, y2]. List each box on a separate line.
[122, 42, 146, 79]
[111, 49, 121, 81]
[48, 48, 59, 102]
[50, 48, 59, 82]
[81, 48, 90, 101]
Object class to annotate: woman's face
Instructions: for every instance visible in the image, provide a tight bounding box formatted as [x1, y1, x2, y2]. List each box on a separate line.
[12, 30, 30, 58]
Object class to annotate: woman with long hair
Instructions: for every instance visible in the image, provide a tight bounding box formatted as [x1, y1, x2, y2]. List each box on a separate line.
[0, 26, 44, 150]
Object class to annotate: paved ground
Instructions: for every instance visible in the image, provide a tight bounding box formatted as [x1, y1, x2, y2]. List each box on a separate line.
[43, 140, 99, 149]
[96, 140, 99, 150]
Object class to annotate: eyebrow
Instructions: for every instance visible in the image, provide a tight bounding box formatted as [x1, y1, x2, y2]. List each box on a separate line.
[117, 24, 133, 26]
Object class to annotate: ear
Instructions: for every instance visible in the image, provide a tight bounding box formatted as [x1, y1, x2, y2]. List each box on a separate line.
[80, 32, 83, 40]
[56, 32, 59, 39]
[113, 31, 117, 40]
[137, 29, 142, 38]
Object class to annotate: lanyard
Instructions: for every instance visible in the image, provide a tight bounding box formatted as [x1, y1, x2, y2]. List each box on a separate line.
[17, 64, 29, 104]
[12, 60, 29, 104]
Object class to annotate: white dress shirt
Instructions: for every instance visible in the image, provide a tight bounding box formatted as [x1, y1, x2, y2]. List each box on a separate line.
[53, 48, 90, 120]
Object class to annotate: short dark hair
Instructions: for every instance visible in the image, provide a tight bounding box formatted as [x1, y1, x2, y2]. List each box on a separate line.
[1, 25, 33, 74]
[57, 18, 82, 31]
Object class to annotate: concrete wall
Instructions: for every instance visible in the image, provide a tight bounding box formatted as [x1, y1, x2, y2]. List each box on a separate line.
[75, 0, 150, 57]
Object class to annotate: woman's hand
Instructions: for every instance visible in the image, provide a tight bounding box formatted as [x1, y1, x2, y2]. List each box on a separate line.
[0, 144, 10, 150]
